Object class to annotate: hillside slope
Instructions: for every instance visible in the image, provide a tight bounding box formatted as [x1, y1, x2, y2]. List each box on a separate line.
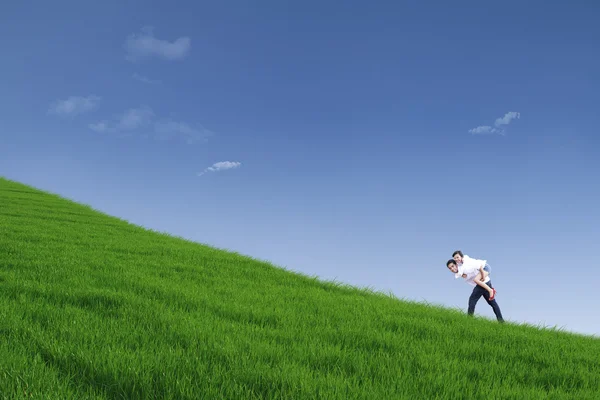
[1, 176, 599, 399]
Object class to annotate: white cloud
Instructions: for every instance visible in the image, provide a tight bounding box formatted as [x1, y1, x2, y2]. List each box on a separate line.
[198, 161, 241, 176]
[124, 27, 190, 62]
[116, 106, 155, 130]
[89, 121, 108, 133]
[133, 73, 161, 84]
[89, 106, 212, 144]
[495, 111, 520, 127]
[155, 119, 213, 144]
[48, 95, 101, 117]
[469, 111, 520, 135]
[468, 126, 498, 135]
[89, 106, 155, 134]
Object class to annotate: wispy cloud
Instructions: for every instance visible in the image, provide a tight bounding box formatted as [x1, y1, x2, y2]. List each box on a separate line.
[89, 106, 211, 144]
[468, 126, 499, 135]
[124, 27, 190, 62]
[155, 119, 213, 144]
[132, 73, 161, 84]
[116, 106, 155, 131]
[88, 106, 155, 134]
[495, 111, 520, 127]
[197, 161, 241, 176]
[48, 95, 101, 117]
[469, 111, 520, 135]
[89, 121, 108, 133]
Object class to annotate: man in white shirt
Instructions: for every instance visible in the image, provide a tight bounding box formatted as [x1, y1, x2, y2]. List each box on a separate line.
[446, 250, 504, 322]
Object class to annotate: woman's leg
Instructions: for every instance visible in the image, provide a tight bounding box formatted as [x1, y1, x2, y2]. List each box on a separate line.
[484, 264, 491, 274]
[474, 271, 494, 297]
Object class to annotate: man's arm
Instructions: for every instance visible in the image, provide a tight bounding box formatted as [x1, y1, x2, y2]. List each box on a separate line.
[454, 264, 464, 279]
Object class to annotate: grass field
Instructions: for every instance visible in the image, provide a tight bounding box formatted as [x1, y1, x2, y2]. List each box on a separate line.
[1, 176, 599, 399]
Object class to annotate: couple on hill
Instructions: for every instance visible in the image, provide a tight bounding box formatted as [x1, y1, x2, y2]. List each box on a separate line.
[446, 250, 504, 322]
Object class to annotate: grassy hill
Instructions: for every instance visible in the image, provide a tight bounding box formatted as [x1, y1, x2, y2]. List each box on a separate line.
[1, 176, 599, 399]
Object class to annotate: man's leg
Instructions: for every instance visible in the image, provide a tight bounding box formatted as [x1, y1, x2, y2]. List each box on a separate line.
[482, 280, 504, 322]
[467, 285, 485, 316]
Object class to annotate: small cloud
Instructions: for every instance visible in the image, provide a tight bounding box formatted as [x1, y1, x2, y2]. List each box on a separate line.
[116, 106, 155, 130]
[89, 106, 154, 134]
[469, 126, 498, 135]
[495, 111, 520, 127]
[48, 95, 101, 117]
[133, 73, 161, 84]
[198, 161, 241, 176]
[89, 121, 108, 133]
[89, 106, 212, 144]
[124, 26, 190, 62]
[469, 111, 520, 135]
[155, 119, 213, 144]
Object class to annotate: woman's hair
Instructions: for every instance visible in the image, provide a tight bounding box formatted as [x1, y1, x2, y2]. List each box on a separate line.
[452, 250, 463, 258]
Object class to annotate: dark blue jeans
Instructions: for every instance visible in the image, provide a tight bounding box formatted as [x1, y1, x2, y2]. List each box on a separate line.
[468, 279, 504, 322]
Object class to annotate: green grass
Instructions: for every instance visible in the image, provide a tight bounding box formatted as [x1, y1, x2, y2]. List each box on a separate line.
[0, 176, 599, 399]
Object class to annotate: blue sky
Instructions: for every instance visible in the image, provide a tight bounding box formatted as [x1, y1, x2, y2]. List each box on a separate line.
[1, 1, 599, 337]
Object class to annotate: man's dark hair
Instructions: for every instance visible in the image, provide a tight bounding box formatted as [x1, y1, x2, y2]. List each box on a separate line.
[452, 250, 463, 258]
[447, 259, 457, 267]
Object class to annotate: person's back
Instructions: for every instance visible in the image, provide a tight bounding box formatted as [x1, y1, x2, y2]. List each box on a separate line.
[454, 254, 486, 276]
